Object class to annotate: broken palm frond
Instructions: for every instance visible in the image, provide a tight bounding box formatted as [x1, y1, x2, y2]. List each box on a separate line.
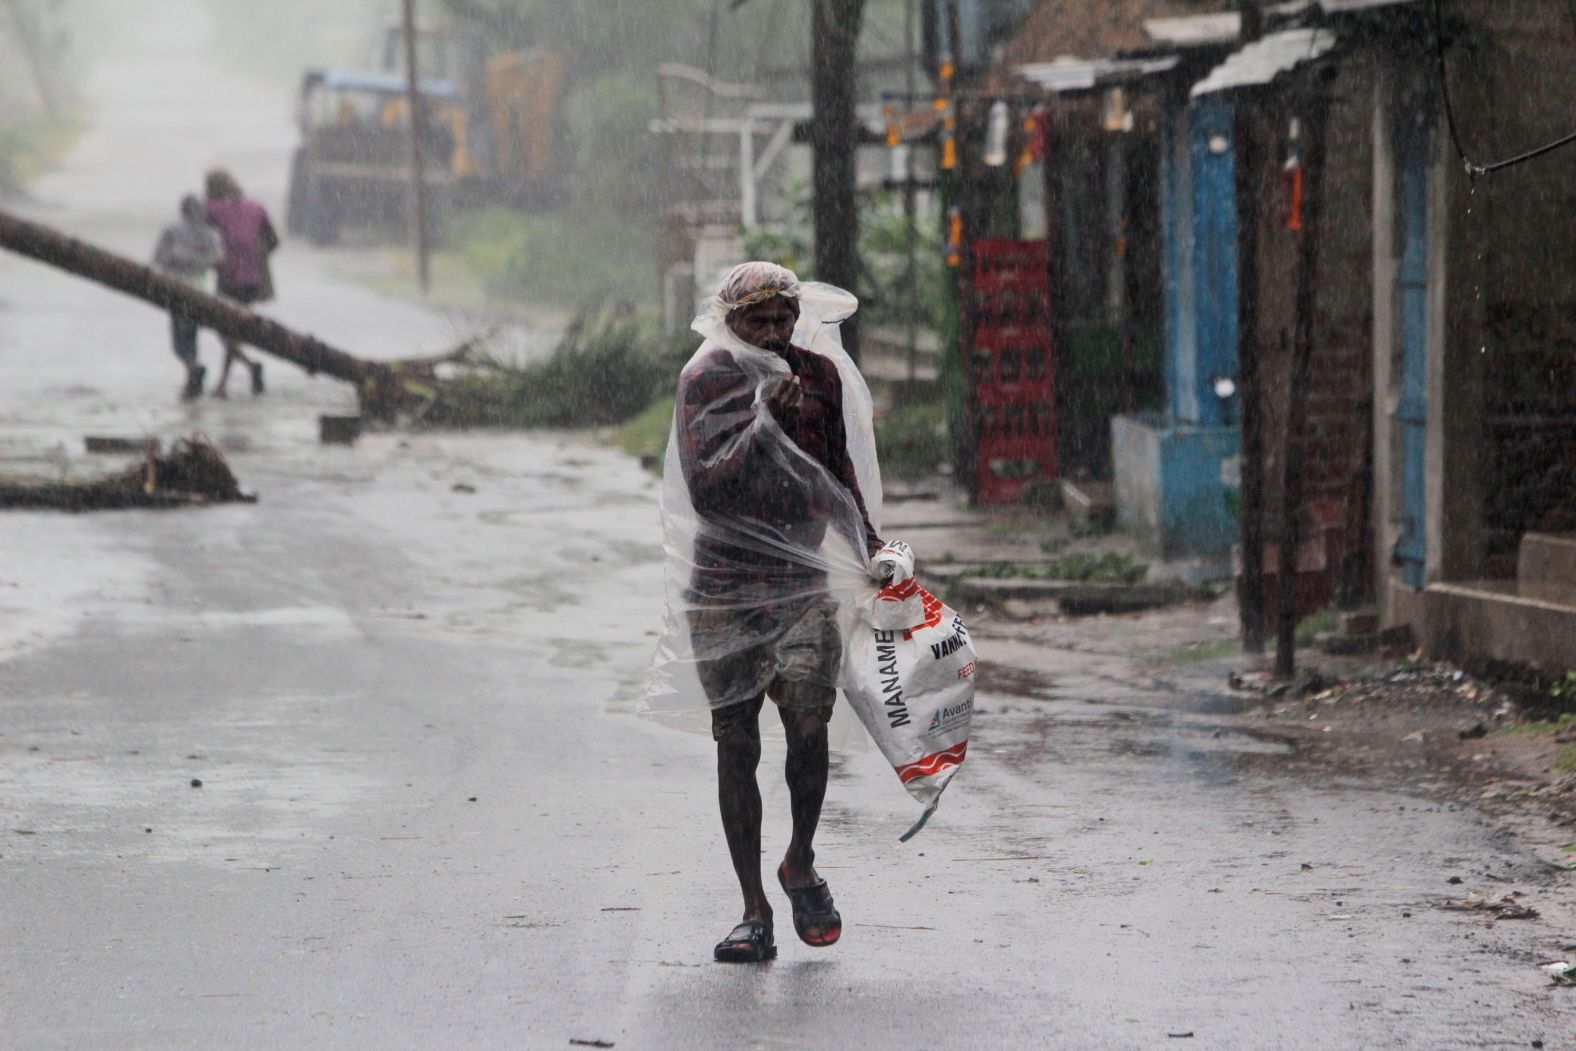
[0, 436, 255, 511]
[412, 306, 687, 429]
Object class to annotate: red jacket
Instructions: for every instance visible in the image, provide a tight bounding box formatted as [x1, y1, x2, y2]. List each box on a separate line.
[204, 197, 277, 292]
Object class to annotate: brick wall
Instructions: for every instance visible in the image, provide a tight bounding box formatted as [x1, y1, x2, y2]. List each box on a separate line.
[1248, 56, 1376, 544]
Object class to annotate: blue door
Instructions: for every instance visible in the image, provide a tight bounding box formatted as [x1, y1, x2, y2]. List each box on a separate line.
[1395, 112, 1431, 588]
[1187, 95, 1238, 427]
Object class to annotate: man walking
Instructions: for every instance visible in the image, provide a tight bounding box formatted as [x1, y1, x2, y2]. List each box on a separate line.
[152, 193, 223, 400]
[662, 262, 884, 963]
[203, 168, 278, 398]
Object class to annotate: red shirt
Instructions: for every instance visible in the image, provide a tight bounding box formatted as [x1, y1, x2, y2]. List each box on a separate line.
[677, 344, 880, 599]
[204, 197, 277, 292]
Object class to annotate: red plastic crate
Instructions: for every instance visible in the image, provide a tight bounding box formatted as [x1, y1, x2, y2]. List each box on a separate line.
[971, 239, 1050, 284]
[964, 241, 1057, 504]
[968, 278, 1050, 333]
[974, 400, 1059, 504]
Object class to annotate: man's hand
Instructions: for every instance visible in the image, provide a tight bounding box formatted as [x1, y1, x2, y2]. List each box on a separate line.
[765, 372, 804, 422]
[870, 540, 916, 584]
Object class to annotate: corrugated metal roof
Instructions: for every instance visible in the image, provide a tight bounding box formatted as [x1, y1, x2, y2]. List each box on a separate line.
[1319, 0, 1415, 11]
[1144, 12, 1241, 48]
[1143, 2, 1322, 48]
[1190, 27, 1339, 96]
[1017, 55, 1182, 94]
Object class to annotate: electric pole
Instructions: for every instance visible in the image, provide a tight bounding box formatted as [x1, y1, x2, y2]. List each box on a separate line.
[810, 0, 867, 361]
[402, 0, 431, 294]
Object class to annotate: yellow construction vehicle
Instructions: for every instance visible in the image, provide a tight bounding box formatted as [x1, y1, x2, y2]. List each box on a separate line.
[285, 32, 565, 244]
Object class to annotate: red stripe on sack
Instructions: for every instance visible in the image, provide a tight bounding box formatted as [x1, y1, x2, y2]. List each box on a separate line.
[902, 587, 947, 639]
[895, 742, 969, 783]
[877, 578, 920, 601]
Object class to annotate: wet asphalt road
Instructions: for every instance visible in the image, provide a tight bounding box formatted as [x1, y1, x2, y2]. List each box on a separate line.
[3, 4, 1575, 1049]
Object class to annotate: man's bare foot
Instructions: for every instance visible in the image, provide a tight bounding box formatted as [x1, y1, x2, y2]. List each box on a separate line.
[778, 860, 840, 946]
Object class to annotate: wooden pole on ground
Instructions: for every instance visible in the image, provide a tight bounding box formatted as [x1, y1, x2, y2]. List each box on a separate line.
[0, 207, 399, 402]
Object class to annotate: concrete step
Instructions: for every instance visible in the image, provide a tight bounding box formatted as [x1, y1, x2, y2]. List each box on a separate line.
[1422, 578, 1576, 672]
[1337, 609, 1380, 636]
[946, 575, 1209, 614]
[1061, 479, 1115, 532]
[1518, 532, 1576, 596]
[1316, 630, 1377, 656]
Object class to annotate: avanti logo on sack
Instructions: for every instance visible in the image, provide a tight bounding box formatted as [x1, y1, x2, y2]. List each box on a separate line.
[924, 696, 973, 737]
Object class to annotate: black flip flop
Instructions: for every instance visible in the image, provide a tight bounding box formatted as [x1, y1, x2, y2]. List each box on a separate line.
[713, 920, 777, 963]
[778, 863, 842, 947]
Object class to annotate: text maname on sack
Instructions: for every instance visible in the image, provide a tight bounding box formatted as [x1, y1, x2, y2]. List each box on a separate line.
[841, 577, 975, 840]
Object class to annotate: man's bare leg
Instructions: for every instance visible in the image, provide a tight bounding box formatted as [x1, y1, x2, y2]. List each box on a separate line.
[214, 339, 240, 397]
[716, 703, 772, 932]
[215, 340, 262, 398]
[780, 706, 834, 942]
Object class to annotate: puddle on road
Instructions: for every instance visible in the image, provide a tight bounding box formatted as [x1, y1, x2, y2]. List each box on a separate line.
[979, 659, 1300, 787]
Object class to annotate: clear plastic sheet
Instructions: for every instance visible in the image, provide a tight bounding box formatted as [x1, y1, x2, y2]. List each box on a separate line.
[644, 278, 883, 736]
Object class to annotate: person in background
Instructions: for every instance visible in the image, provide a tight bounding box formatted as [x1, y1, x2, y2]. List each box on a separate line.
[152, 193, 223, 401]
[203, 168, 278, 397]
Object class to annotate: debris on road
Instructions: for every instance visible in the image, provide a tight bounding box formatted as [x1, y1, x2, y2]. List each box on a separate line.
[84, 435, 153, 454]
[568, 1040, 615, 1048]
[0, 436, 255, 511]
[1436, 894, 1539, 921]
[319, 415, 362, 446]
[1542, 961, 1574, 986]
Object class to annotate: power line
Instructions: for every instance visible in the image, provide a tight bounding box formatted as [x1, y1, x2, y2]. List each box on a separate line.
[1432, 0, 1576, 179]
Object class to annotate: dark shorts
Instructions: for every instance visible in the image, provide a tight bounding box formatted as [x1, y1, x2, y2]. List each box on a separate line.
[170, 311, 198, 363]
[687, 596, 840, 740]
[218, 283, 265, 305]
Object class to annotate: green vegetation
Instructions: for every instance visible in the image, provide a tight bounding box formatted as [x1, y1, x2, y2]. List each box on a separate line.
[743, 189, 950, 334]
[1554, 743, 1576, 775]
[962, 552, 1149, 585]
[616, 395, 674, 472]
[1491, 712, 1576, 737]
[1165, 638, 1243, 663]
[0, 116, 84, 192]
[875, 398, 948, 480]
[346, 204, 662, 315]
[422, 306, 686, 429]
[442, 204, 660, 310]
[1295, 607, 1340, 647]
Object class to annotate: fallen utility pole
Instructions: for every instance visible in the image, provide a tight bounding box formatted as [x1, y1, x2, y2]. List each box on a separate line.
[0, 207, 415, 418]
